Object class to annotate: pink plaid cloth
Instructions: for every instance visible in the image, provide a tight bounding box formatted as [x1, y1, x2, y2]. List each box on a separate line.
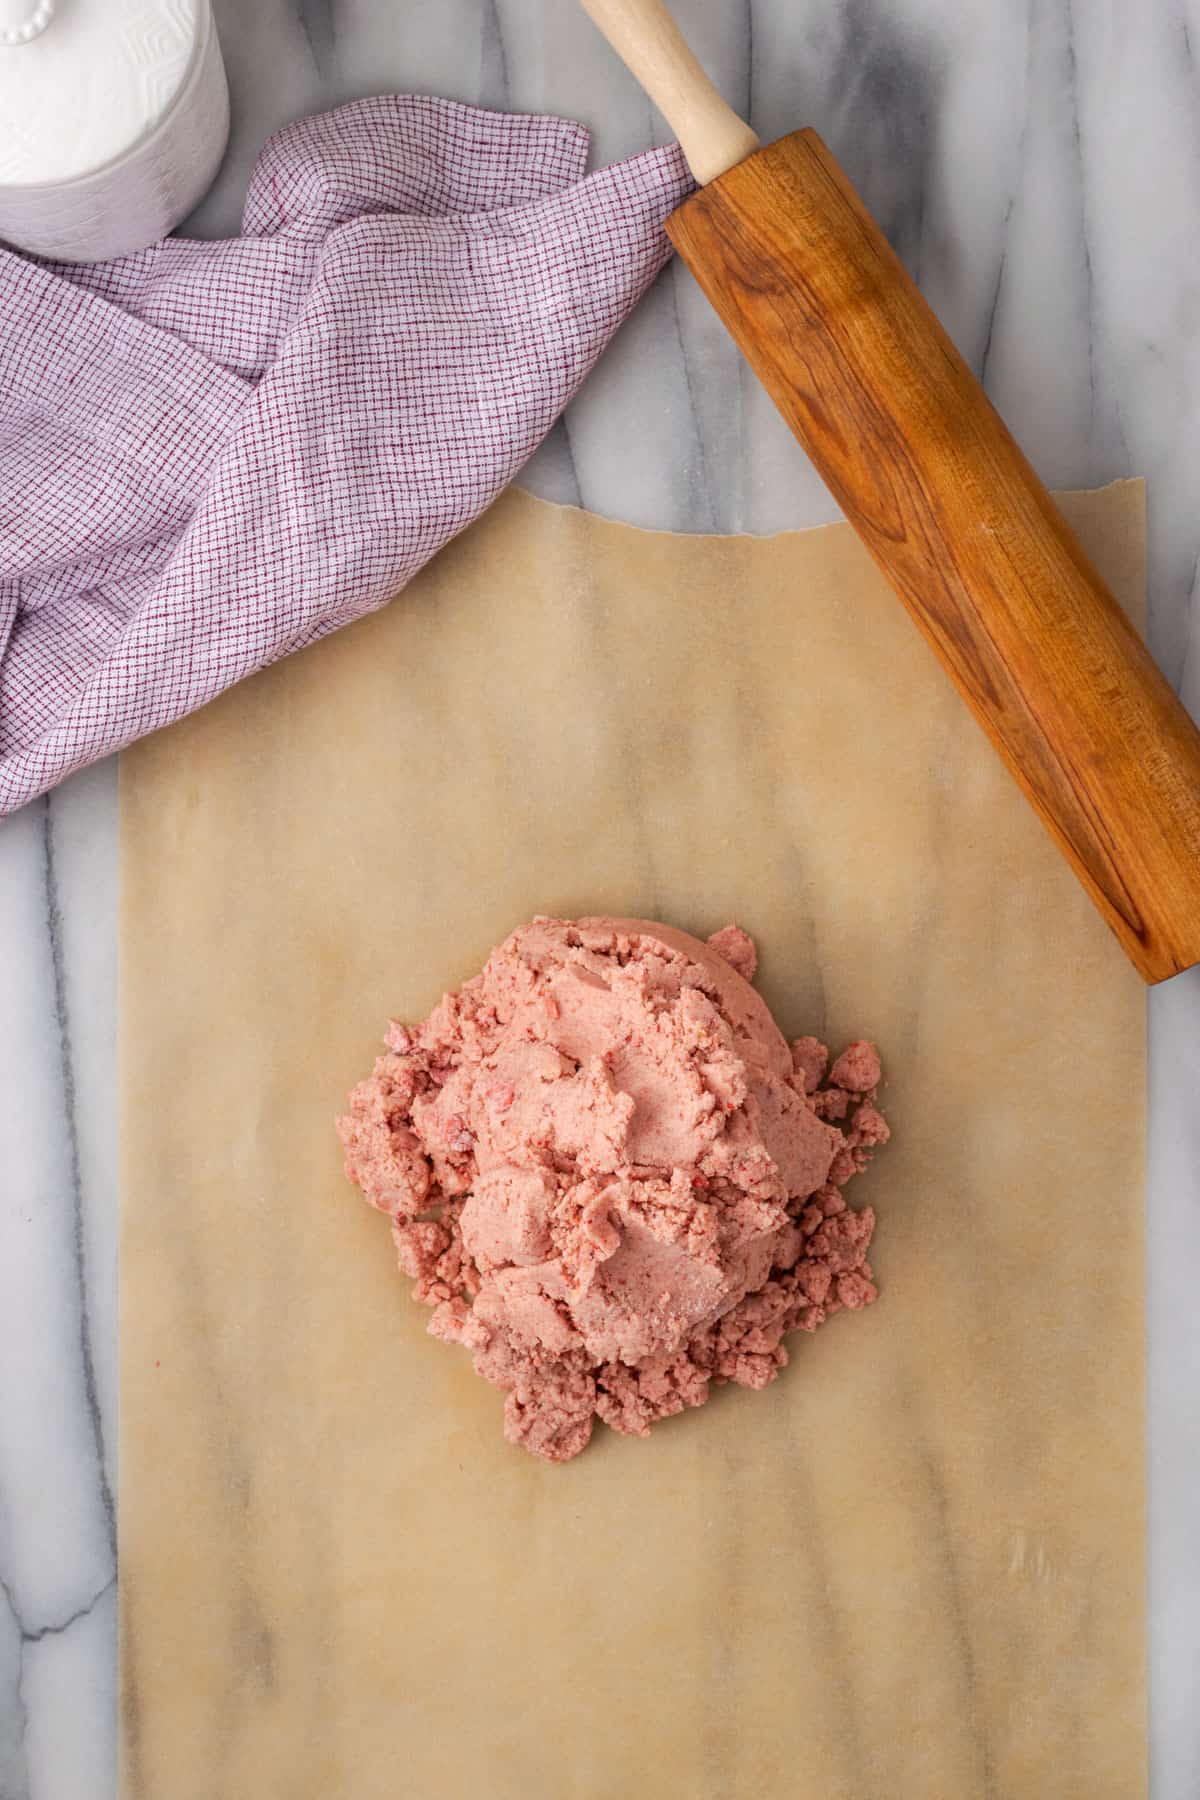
[0, 97, 691, 815]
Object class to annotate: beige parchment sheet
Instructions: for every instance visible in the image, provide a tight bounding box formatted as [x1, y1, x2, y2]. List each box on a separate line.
[120, 482, 1146, 1800]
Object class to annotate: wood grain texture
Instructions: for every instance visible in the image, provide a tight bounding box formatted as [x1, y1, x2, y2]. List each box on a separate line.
[667, 130, 1200, 984]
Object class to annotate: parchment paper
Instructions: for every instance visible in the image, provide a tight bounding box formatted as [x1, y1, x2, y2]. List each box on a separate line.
[120, 481, 1146, 1799]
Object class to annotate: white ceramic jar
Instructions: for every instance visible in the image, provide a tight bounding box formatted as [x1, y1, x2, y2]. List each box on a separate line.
[0, 0, 230, 261]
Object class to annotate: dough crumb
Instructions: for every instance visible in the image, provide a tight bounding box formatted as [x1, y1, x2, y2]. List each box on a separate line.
[706, 922, 757, 982]
[829, 1040, 882, 1095]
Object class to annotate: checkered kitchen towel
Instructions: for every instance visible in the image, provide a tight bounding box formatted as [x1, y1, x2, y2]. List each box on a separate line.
[0, 97, 691, 815]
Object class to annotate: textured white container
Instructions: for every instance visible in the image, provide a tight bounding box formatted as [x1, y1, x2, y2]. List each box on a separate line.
[0, 0, 230, 261]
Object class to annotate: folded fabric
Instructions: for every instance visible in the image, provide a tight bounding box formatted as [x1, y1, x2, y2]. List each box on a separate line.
[0, 97, 691, 815]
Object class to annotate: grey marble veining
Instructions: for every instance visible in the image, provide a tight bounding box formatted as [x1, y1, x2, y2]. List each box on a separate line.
[0, 763, 118, 1800]
[2, 0, 1198, 1793]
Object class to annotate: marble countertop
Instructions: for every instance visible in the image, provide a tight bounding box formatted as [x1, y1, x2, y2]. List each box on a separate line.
[1, 1, 1197, 1794]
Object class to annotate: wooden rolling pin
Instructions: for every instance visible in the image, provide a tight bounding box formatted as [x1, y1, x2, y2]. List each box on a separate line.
[581, 0, 1200, 985]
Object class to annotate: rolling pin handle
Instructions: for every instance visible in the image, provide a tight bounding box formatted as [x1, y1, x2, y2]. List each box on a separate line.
[578, 0, 759, 185]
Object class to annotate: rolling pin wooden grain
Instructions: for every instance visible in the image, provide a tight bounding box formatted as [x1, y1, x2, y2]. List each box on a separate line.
[581, 0, 1200, 984]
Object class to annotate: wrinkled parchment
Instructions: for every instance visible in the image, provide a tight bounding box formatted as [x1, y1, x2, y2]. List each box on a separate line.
[121, 481, 1146, 1799]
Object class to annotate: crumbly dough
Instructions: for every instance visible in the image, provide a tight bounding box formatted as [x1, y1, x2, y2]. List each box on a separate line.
[337, 917, 889, 1461]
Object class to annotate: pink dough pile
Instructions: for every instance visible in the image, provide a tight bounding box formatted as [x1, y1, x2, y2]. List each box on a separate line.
[337, 917, 889, 1461]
